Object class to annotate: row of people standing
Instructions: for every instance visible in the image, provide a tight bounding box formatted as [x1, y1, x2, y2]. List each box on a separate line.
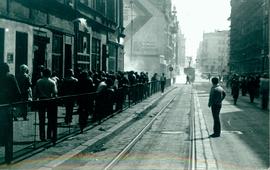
[1, 62, 168, 143]
[229, 73, 269, 110]
[55, 69, 164, 133]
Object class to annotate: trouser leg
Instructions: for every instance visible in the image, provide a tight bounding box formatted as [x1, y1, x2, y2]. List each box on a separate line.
[47, 103, 57, 142]
[212, 105, 221, 135]
[38, 108, 46, 140]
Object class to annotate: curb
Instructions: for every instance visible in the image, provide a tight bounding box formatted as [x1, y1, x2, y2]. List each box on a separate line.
[193, 89, 218, 170]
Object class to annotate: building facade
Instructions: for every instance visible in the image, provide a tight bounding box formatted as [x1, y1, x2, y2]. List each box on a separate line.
[229, 0, 269, 74]
[123, 0, 179, 76]
[0, 0, 124, 82]
[197, 30, 230, 76]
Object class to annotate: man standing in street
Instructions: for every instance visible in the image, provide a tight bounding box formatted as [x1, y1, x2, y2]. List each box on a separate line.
[35, 68, 58, 143]
[208, 77, 226, 138]
[160, 73, 166, 94]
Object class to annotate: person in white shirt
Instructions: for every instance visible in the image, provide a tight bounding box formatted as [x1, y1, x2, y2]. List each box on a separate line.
[208, 77, 226, 137]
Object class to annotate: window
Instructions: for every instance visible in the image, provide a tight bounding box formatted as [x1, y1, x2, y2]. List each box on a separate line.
[91, 38, 101, 71]
[78, 32, 90, 54]
[77, 32, 90, 70]
[107, 0, 116, 21]
[89, 0, 96, 9]
[52, 34, 63, 78]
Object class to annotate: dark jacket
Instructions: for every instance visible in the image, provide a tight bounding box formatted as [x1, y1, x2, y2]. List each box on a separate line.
[0, 74, 21, 104]
[208, 84, 226, 107]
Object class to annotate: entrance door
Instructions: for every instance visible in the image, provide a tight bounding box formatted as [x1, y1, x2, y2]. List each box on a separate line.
[64, 44, 72, 75]
[0, 28, 4, 63]
[32, 35, 49, 86]
[15, 31, 28, 77]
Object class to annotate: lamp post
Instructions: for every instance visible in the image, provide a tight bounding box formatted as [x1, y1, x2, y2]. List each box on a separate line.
[130, 0, 134, 61]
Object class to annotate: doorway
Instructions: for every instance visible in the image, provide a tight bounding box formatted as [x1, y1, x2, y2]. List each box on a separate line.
[32, 35, 49, 86]
[64, 44, 72, 75]
[15, 31, 28, 77]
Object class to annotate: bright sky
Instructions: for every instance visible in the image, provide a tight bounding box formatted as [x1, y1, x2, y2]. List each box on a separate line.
[172, 0, 231, 58]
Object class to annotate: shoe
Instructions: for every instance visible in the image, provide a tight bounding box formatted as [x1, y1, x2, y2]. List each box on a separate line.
[209, 134, 220, 138]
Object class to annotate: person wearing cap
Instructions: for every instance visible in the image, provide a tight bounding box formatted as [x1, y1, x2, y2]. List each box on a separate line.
[208, 77, 226, 138]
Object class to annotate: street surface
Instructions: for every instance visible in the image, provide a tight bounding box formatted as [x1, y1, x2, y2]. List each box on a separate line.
[0, 75, 268, 170]
[193, 77, 269, 170]
[111, 85, 191, 170]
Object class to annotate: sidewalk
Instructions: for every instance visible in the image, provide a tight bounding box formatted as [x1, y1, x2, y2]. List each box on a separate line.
[0, 86, 175, 169]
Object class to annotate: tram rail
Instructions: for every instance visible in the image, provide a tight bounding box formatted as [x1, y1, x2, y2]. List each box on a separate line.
[102, 86, 193, 170]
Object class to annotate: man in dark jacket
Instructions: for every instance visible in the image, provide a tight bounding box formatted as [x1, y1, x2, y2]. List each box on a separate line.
[208, 77, 226, 137]
[61, 69, 78, 124]
[0, 62, 21, 162]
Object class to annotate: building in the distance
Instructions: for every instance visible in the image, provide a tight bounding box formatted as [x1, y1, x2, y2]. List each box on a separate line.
[229, 0, 269, 75]
[0, 0, 125, 83]
[197, 30, 230, 76]
[123, 0, 179, 76]
[177, 28, 186, 74]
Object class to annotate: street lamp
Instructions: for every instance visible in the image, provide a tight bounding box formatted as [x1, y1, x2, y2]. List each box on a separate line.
[130, 0, 134, 61]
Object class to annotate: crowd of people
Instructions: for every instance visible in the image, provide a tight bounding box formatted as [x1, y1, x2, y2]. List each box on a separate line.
[224, 73, 269, 110]
[0, 62, 167, 144]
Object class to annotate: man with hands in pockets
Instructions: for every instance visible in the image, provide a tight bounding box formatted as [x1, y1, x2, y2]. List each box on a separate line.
[208, 77, 226, 138]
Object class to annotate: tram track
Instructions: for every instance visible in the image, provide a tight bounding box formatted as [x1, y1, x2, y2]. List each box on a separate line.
[100, 85, 194, 170]
[104, 92, 178, 170]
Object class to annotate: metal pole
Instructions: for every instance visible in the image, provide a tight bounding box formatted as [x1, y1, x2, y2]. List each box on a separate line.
[130, 0, 133, 61]
[5, 106, 13, 164]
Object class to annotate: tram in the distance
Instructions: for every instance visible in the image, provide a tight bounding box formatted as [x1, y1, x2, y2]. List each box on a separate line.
[184, 67, 195, 83]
